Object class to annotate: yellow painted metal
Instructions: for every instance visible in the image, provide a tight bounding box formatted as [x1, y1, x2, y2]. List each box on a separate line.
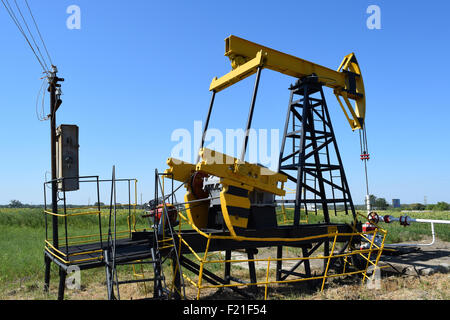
[222, 35, 347, 86]
[44, 179, 141, 266]
[321, 231, 338, 291]
[174, 209, 387, 300]
[197, 236, 211, 300]
[336, 52, 366, 124]
[165, 148, 287, 231]
[44, 209, 100, 217]
[65, 203, 137, 211]
[209, 50, 264, 92]
[361, 228, 379, 284]
[44, 243, 103, 265]
[165, 157, 210, 229]
[279, 186, 309, 224]
[220, 191, 251, 208]
[179, 206, 381, 244]
[132, 259, 149, 292]
[327, 225, 338, 234]
[209, 35, 366, 130]
[219, 183, 251, 235]
[334, 91, 363, 130]
[163, 165, 386, 299]
[196, 148, 287, 196]
[184, 189, 210, 229]
[264, 257, 271, 300]
[165, 158, 196, 182]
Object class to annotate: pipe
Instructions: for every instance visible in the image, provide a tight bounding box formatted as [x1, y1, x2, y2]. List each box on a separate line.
[385, 222, 436, 248]
[368, 213, 450, 248]
[380, 215, 450, 226]
[365, 194, 371, 213]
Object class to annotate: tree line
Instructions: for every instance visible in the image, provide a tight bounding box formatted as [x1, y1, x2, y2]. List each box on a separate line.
[4, 198, 450, 211]
[364, 195, 450, 211]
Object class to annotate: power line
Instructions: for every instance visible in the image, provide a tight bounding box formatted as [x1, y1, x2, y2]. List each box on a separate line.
[2, 0, 58, 123]
[1, 0, 50, 74]
[35, 77, 49, 121]
[24, 0, 53, 66]
[13, 0, 49, 71]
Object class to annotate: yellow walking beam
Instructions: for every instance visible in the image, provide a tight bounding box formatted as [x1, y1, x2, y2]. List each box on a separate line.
[209, 35, 366, 130]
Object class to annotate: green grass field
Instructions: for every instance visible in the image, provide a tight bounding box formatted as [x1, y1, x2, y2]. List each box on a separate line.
[0, 206, 448, 299]
[0, 207, 150, 298]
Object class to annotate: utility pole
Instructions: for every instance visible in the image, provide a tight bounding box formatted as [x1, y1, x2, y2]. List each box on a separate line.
[49, 65, 64, 249]
[44, 65, 64, 295]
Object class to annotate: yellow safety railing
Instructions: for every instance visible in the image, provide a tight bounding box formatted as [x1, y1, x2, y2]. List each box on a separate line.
[279, 187, 309, 224]
[172, 208, 387, 300]
[44, 178, 145, 266]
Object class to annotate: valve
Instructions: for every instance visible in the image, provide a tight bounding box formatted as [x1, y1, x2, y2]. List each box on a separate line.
[367, 211, 379, 224]
[399, 215, 411, 227]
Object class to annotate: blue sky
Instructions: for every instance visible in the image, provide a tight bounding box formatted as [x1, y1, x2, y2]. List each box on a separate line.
[0, 0, 449, 205]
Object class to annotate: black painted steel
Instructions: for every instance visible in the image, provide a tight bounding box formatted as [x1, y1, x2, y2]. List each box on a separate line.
[275, 77, 359, 282]
[278, 77, 356, 225]
[240, 66, 262, 161]
[197, 91, 217, 163]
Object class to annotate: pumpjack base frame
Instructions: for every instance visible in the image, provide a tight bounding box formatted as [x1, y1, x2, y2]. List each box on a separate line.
[133, 223, 361, 253]
[44, 222, 361, 271]
[44, 221, 371, 300]
[137, 223, 364, 299]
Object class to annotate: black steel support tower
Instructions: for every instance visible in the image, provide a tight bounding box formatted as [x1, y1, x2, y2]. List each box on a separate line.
[275, 76, 357, 283]
[278, 76, 356, 224]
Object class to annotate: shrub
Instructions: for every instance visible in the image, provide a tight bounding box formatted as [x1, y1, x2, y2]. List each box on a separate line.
[433, 202, 449, 211]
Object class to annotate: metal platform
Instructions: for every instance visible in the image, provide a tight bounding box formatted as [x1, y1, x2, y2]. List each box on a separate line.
[44, 237, 153, 271]
[45, 222, 360, 271]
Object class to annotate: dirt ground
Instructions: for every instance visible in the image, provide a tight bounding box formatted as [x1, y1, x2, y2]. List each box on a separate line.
[380, 238, 450, 276]
[3, 238, 449, 300]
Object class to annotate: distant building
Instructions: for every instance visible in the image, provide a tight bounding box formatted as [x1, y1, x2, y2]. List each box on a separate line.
[392, 199, 401, 208]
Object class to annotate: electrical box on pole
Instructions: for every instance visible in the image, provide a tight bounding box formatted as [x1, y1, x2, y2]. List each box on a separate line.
[56, 124, 79, 191]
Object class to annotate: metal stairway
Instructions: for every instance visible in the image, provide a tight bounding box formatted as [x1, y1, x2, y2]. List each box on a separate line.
[103, 166, 180, 300]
